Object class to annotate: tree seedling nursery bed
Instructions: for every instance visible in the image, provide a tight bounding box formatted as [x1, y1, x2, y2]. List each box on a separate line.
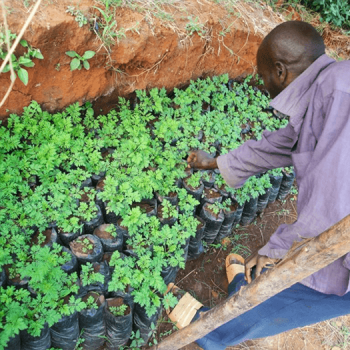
[0, 74, 295, 350]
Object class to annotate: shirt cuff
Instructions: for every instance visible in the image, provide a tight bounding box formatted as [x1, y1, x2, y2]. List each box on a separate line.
[217, 153, 244, 189]
[258, 243, 289, 259]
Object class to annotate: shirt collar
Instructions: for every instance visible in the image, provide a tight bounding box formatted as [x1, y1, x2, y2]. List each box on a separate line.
[270, 54, 335, 130]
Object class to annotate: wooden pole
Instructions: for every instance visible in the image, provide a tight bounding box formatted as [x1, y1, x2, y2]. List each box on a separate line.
[152, 214, 350, 350]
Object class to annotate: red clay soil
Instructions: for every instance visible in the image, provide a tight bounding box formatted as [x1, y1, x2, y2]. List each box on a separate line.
[0, 0, 269, 119]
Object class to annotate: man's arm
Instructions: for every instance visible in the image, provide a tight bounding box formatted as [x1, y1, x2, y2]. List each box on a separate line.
[217, 122, 297, 188]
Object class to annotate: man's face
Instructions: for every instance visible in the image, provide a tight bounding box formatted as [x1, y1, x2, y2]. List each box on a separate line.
[257, 48, 283, 99]
[258, 55, 283, 98]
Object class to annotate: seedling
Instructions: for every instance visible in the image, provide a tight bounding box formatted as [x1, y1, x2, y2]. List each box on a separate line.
[185, 172, 202, 188]
[76, 237, 94, 253]
[80, 263, 104, 286]
[0, 30, 44, 85]
[186, 16, 206, 36]
[160, 199, 178, 219]
[105, 224, 117, 237]
[66, 6, 88, 27]
[65, 50, 96, 71]
[109, 304, 128, 317]
[85, 295, 98, 310]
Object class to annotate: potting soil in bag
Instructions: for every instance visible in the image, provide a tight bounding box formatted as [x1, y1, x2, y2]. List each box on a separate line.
[79, 261, 111, 295]
[105, 296, 133, 349]
[215, 184, 229, 201]
[182, 177, 204, 202]
[61, 247, 78, 274]
[20, 323, 51, 350]
[132, 198, 157, 217]
[157, 205, 178, 227]
[277, 170, 295, 200]
[133, 303, 161, 343]
[268, 174, 283, 203]
[4, 333, 21, 350]
[257, 187, 271, 214]
[232, 203, 244, 226]
[80, 177, 93, 189]
[83, 204, 104, 235]
[57, 227, 82, 247]
[199, 187, 222, 211]
[31, 227, 59, 249]
[240, 196, 258, 226]
[0, 267, 6, 287]
[188, 216, 206, 260]
[199, 203, 224, 244]
[161, 238, 189, 284]
[155, 191, 178, 205]
[161, 264, 180, 285]
[78, 293, 106, 350]
[113, 220, 129, 245]
[91, 171, 106, 186]
[200, 170, 215, 188]
[93, 224, 123, 252]
[5, 265, 29, 289]
[104, 201, 120, 225]
[50, 312, 79, 350]
[215, 201, 238, 242]
[70, 234, 104, 264]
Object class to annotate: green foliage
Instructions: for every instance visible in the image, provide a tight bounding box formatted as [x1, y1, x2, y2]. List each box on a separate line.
[186, 16, 206, 36]
[231, 174, 272, 206]
[65, 50, 96, 71]
[0, 74, 292, 345]
[84, 295, 99, 310]
[185, 172, 202, 188]
[93, 5, 126, 50]
[160, 199, 178, 219]
[66, 6, 89, 27]
[0, 30, 44, 85]
[109, 304, 128, 317]
[303, 0, 350, 28]
[80, 263, 105, 286]
[272, 0, 350, 29]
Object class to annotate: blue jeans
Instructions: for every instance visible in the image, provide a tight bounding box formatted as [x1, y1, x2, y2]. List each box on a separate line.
[195, 269, 350, 350]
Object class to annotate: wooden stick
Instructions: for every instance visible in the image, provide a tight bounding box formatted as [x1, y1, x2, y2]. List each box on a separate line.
[152, 214, 350, 350]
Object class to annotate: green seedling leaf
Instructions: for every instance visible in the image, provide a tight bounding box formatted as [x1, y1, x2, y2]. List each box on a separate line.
[83, 60, 90, 70]
[70, 58, 81, 71]
[18, 57, 33, 65]
[2, 64, 10, 73]
[66, 51, 77, 58]
[33, 50, 44, 59]
[22, 61, 35, 68]
[17, 67, 29, 85]
[20, 39, 28, 47]
[83, 51, 95, 59]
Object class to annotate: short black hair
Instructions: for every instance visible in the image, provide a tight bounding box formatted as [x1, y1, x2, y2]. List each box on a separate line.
[260, 21, 325, 68]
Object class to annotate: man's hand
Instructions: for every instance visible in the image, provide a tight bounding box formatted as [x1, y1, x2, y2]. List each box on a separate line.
[245, 251, 280, 284]
[187, 150, 218, 170]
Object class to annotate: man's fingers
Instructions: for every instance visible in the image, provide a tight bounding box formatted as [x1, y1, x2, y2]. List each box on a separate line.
[255, 258, 265, 278]
[186, 153, 197, 167]
[244, 267, 252, 284]
[244, 254, 258, 284]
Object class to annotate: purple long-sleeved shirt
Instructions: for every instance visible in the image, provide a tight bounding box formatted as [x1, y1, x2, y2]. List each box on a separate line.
[217, 54, 350, 296]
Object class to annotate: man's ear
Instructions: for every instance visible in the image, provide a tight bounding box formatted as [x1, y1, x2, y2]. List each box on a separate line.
[275, 61, 287, 85]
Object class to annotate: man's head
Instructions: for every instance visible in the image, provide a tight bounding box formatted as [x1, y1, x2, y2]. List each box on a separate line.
[257, 21, 325, 98]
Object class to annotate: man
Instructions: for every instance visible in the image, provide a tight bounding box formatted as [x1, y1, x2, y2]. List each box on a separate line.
[182, 20, 350, 349]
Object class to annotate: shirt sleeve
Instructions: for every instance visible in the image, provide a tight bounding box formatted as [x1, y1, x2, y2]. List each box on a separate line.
[259, 89, 350, 260]
[217, 123, 298, 188]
